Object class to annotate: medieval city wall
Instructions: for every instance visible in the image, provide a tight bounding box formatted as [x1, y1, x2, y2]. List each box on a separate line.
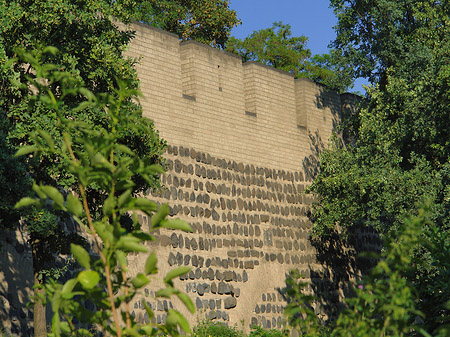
[0, 22, 358, 335]
[124, 23, 349, 330]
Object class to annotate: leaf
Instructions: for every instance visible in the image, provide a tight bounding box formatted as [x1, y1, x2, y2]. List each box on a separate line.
[156, 287, 177, 298]
[164, 266, 190, 285]
[61, 278, 78, 295]
[145, 251, 157, 275]
[168, 309, 191, 333]
[51, 290, 62, 312]
[77, 270, 100, 289]
[14, 197, 38, 209]
[133, 198, 158, 213]
[118, 189, 132, 209]
[143, 300, 154, 321]
[103, 195, 116, 216]
[52, 313, 61, 336]
[37, 129, 55, 149]
[43, 46, 58, 55]
[71, 244, 91, 269]
[115, 250, 128, 271]
[32, 183, 46, 199]
[161, 219, 192, 232]
[15, 145, 39, 157]
[61, 278, 78, 299]
[40, 185, 65, 210]
[151, 203, 170, 228]
[131, 273, 150, 288]
[115, 144, 134, 156]
[66, 194, 83, 217]
[176, 292, 195, 314]
[146, 164, 165, 174]
[116, 236, 148, 252]
[123, 328, 141, 337]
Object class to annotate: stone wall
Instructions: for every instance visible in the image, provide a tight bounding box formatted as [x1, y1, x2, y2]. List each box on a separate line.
[123, 23, 354, 329]
[0, 22, 360, 335]
[0, 224, 34, 336]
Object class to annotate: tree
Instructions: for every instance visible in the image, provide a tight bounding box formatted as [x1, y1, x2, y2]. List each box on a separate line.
[309, 0, 450, 332]
[133, 0, 241, 48]
[1, 0, 165, 333]
[225, 22, 354, 92]
[15, 54, 194, 336]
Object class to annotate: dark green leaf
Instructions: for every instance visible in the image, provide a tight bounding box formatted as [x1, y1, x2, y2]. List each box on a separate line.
[145, 251, 157, 275]
[71, 244, 91, 269]
[164, 266, 190, 284]
[66, 194, 83, 217]
[130, 273, 150, 288]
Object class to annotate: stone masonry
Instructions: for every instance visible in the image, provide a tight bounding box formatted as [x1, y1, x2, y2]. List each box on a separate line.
[123, 23, 354, 330]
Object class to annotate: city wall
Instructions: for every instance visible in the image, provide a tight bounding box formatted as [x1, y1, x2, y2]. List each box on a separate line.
[123, 23, 361, 330]
[0, 23, 368, 335]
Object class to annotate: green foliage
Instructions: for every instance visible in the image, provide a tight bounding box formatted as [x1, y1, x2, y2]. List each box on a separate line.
[0, 0, 166, 285]
[283, 270, 322, 337]
[0, 111, 31, 228]
[284, 204, 450, 336]
[1, 0, 165, 201]
[15, 53, 193, 336]
[191, 321, 245, 337]
[248, 326, 286, 337]
[134, 0, 241, 48]
[225, 22, 353, 92]
[310, 1, 450, 332]
[331, 205, 428, 337]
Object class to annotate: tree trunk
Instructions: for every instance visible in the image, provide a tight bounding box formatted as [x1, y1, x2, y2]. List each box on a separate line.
[33, 274, 47, 337]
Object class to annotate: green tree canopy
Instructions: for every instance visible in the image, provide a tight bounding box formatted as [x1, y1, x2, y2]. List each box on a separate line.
[134, 0, 241, 48]
[226, 21, 354, 92]
[0, 1, 166, 331]
[310, 0, 450, 332]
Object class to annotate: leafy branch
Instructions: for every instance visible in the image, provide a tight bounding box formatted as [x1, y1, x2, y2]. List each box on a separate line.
[15, 48, 194, 336]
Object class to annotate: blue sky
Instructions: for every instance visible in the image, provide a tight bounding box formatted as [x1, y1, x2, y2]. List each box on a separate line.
[228, 1, 368, 92]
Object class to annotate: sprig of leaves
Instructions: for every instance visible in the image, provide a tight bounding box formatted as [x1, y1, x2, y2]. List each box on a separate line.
[15, 49, 194, 337]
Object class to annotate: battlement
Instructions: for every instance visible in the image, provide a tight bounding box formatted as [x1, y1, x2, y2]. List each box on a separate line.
[126, 23, 348, 172]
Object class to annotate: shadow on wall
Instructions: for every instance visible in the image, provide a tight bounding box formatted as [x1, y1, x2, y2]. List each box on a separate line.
[307, 227, 380, 321]
[0, 224, 34, 336]
[302, 87, 352, 182]
[300, 89, 378, 322]
[302, 130, 324, 182]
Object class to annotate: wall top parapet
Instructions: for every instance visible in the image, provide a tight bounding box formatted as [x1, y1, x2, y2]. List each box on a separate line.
[180, 40, 243, 60]
[243, 61, 295, 78]
[130, 21, 180, 39]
